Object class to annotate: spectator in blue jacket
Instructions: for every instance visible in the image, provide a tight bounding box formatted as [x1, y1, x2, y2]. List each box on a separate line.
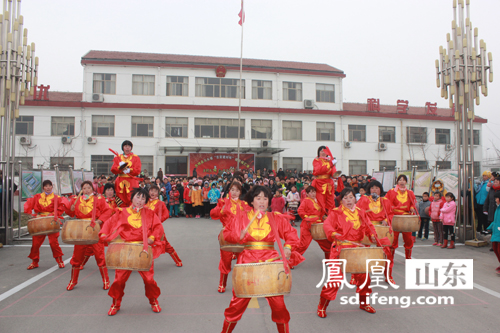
[486, 191, 500, 274]
[475, 171, 492, 234]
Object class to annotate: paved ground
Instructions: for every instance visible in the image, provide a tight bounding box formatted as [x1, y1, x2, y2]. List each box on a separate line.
[1, 217, 499, 333]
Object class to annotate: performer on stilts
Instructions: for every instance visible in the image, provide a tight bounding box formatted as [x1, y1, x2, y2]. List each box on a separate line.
[312, 146, 343, 214]
[220, 186, 303, 333]
[385, 174, 417, 281]
[100, 188, 164, 315]
[147, 184, 183, 267]
[317, 188, 390, 317]
[24, 180, 65, 270]
[65, 181, 112, 291]
[110, 140, 141, 207]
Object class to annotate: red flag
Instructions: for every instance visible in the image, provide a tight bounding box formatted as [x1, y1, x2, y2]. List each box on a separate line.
[238, 0, 245, 26]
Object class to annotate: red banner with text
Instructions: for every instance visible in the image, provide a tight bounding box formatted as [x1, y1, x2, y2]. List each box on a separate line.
[189, 153, 255, 177]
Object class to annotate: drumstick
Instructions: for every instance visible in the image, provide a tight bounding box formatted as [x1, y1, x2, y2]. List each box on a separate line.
[240, 210, 261, 239]
[71, 190, 83, 211]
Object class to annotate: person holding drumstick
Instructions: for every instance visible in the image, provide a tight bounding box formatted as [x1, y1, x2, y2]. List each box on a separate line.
[24, 180, 66, 270]
[111, 140, 141, 207]
[385, 174, 417, 263]
[100, 188, 164, 316]
[210, 182, 247, 293]
[220, 186, 301, 333]
[311, 146, 343, 214]
[356, 180, 396, 284]
[66, 181, 113, 291]
[317, 188, 381, 317]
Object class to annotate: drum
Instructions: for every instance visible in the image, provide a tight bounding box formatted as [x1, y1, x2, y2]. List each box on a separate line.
[392, 215, 420, 232]
[361, 225, 394, 246]
[232, 261, 292, 298]
[311, 223, 327, 240]
[105, 242, 153, 271]
[27, 216, 60, 236]
[61, 219, 100, 245]
[339, 247, 386, 274]
[219, 228, 244, 253]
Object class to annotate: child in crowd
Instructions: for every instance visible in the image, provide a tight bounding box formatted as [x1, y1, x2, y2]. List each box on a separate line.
[271, 190, 286, 213]
[183, 182, 192, 218]
[418, 192, 431, 240]
[355, 186, 366, 202]
[208, 183, 221, 219]
[169, 185, 180, 218]
[486, 191, 500, 274]
[440, 192, 457, 249]
[429, 191, 445, 246]
[191, 183, 203, 218]
[286, 186, 300, 226]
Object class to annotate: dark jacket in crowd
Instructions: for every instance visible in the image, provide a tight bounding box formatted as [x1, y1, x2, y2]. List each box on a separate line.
[484, 187, 500, 222]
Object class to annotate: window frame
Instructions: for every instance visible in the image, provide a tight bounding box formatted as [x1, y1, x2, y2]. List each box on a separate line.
[407, 160, 428, 170]
[165, 117, 188, 138]
[252, 80, 272, 100]
[195, 77, 245, 99]
[251, 119, 272, 139]
[92, 115, 115, 137]
[316, 121, 335, 141]
[282, 82, 302, 101]
[15, 115, 34, 135]
[283, 157, 303, 172]
[315, 83, 335, 103]
[93, 73, 116, 95]
[349, 160, 367, 175]
[166, 76, 189, 96]
[194, 118, 245, 139]
[91, 155, 114, 176]
[379, 126, 396, 143]
[348, 124, 366, 142]
[407, 127, 427, 144]
[435, 128, 451, 145]
[51, 116, 75, 136]
[379, 160, 396, 171]
[132, 74, 155, 96]
[131, 116, 154, 137]
[282, 120, 302, 141]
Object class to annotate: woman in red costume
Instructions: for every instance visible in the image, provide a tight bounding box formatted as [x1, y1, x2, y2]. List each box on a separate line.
[147, 185, 183, 267]
[356, 180, 395, 283]
[210, 182, 247, 293]
[111, 140, 141, 207]
[312, 146, 343, 213]
[100, 188, 165, 316]
[385, 174, 417, 265]
[66, 181, 112, 291]
[317, 188, 381, 317]
[220, 186, 302, 333]
[24, 180, 65, 270]
[291, 186, 331, 263]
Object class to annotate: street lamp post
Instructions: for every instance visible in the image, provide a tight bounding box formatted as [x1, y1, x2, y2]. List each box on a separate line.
[435, 0, 492, 244]
[0, 0, 39, 244]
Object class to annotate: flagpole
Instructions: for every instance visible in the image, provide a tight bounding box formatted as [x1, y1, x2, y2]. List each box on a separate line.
[236, 1, 244, 171]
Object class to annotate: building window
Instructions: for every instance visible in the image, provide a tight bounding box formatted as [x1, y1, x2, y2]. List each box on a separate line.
[436, 161, 452, 170]
[92, 115, 115, 136]
[349, 160, 367, 175]
[251, 119, 272, 139]
[283, 82, 302, 101]
[132, 74, 155, 95]
[194, 118, 244, 139]
[407, 160, 428, 170]
[316, 83, 335, 103]
[348, 125, 366, 142]
[93, 73, 116, 94]
[282, 120, 302, 140]
[139, 156, 154, 176]
[15, 157, 33, 175]
[379, 126, 395, 143]
[460, 129, 480, 145]
[435, 128, 450, 144]
[166, 156, 188, 175]
[50, 157, 74, 170]
[407, 127, 427, 143]
[166, 117, 188, 138]
[132, 116, 154, 137]
[379, 160, 396, 171]
[252, 80, 272, 100]
[15, 116, 34, 135]
[195, 78, 245, 98]
[91, 155, 114, 176]
[474, 161, 480, 176]
[283, 157, 303, 171]
[316, 122, 335, 141]
[51, 117, 75, 136]
[166, 76, 188, 96]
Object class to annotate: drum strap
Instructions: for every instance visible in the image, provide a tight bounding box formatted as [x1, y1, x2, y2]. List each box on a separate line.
[53, 196, 58, 222]
[90, 198, 97, 228]
[268, 213, 290, 275]
[141, 210, 148, 253]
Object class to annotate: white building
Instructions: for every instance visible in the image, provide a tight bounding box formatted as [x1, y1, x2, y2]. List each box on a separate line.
[16, 50, 486, 176]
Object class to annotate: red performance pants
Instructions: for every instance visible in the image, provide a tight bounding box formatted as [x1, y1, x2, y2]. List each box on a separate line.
[219, 250, 241, 274]
[313, 180, 335, 213]
[28, 233, 63, 261]
[70, 242, 106, 267]
[108, 262, 160, 302]
[295, 221, 332, 257]
[320, 271, 372, 301]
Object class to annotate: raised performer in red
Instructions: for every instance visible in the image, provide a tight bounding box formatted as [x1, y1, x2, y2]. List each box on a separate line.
[312, 146, 343, 213]
[385, 174, 417, 264]
[66, 181, 113, 291]
[111, 140, 141, 207]
[100, 188, 165, 316]
[317, 188, 385, 317]
[24, 180, 66, 270]
[147, 185, 183, 267]
[220, 185, 302, 333]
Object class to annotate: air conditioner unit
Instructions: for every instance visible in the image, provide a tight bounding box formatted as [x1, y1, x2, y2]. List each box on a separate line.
[61, 136, 73, 144]
[87, 137, 97, 144]
[344, 141, 352, 148]
[378, 142, 387, 151]
[261, 140, 270, 147]
[304, 99, 314, 109]
[20, 136, 31, 145]
[92, 93, 104, 102]
[445, 144, 453, 151]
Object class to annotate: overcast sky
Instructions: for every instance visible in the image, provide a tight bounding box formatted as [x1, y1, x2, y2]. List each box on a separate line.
[18, 0, 500, 159]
